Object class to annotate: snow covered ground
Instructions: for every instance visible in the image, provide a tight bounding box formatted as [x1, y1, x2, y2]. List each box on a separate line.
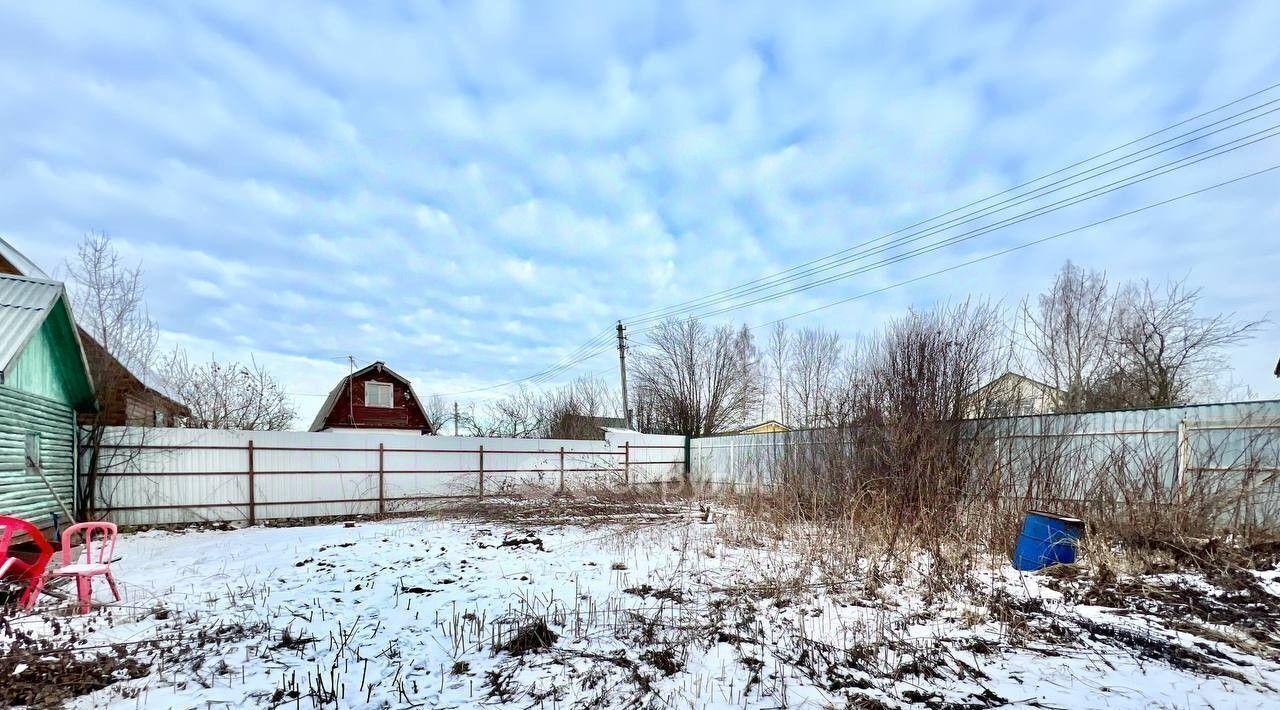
[3, 502, 1279, 708]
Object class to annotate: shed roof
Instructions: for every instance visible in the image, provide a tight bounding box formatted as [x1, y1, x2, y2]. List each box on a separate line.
[0, 273, 95, 402]
[563, 414, 628, 430]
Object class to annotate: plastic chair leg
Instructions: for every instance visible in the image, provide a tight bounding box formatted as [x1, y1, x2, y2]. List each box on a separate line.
[76, 575, 91, 614]
[106, 571, 121, 601]
[20, 574, 44, 610]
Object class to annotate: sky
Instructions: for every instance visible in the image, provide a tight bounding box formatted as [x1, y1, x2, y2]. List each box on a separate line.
[1, 1, 1278, 425]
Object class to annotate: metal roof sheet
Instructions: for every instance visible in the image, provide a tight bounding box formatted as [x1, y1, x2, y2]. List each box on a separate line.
[0, 273, 65, 374]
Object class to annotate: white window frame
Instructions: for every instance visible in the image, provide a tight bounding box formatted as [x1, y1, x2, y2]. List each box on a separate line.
[365, 381, 394, 408]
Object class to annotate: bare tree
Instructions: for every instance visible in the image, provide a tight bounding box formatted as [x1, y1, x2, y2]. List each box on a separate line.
[631, 318, 762, 436]
[787, 327, 843, 426]
[869, 300, 1005, 423]
[66, 232, 158, 379]
[478, 386, 545, 438]
[1020, 262, 1263, 409]
[463, 376, 621, 440]
[1105, 277, 1262, 407]
[543, 376, 619, 439]
[1020, 261, 1114, 411]
[423, 394, 453, 435]
[779, 300, 1007, 520]
[450, 402, 484, 437]
[65, 233, 161, 518]
[158, 350, 296, 430]
[767, 322, 791, 424]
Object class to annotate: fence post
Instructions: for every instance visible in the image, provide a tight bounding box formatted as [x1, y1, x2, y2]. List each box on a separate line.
[1175, 419, 1189, 502]
[684, 436, 692, 490]
[624, 442, 630, 486]
[478, 445, 485, 499]
[730, 438, 736, 489]
[247, 439, 256, 526]
[559, 446, 565, 494]
[378, 443, 386, 516]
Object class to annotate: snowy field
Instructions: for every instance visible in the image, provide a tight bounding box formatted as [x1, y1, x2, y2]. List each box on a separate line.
[3, 501, 1279, 708]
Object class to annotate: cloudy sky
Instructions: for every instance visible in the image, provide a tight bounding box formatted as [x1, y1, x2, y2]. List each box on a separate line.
[2, 1, 1278, 424]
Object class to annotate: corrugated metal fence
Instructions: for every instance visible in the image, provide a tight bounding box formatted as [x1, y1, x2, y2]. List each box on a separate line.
[691, 400, 1280, 525]
[86, 428, 687, 526]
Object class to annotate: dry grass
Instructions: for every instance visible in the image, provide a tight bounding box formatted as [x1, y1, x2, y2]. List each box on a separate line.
[712, 409, 1280, 568]
[5, 492, 1279, 708]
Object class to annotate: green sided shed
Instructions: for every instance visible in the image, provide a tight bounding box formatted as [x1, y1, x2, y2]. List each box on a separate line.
[0, 273, 96, 531]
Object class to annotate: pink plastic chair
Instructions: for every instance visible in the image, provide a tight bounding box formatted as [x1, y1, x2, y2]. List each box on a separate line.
[46, 522, 121, 614]
[0, 516, 54, 609]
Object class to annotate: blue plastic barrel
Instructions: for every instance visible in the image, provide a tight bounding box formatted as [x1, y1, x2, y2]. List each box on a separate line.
[1012, 511, 1084, 571]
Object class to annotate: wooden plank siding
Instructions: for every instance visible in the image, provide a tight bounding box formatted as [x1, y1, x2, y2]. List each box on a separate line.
[0, 385, 75, 528]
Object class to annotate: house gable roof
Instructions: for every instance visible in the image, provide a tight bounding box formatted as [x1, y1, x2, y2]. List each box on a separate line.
[737, 419, 790, 434]
[308, 361, 431, 432]
[76, 328, 189, 417]
[0, 236, 50, 279]
[972, 371, 1065, 397]
[0, 273, 95, 408]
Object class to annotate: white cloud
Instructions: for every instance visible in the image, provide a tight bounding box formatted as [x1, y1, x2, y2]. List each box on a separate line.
[187, 278, 226, 299]
[0, 0, 1277, 412]
[499, 258, 538, 285]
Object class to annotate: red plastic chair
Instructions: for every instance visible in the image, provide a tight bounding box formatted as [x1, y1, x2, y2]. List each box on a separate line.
[47, 522, 120, 614]
[0, 516, 55, 609]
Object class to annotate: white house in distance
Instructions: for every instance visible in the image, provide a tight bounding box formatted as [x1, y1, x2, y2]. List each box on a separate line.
[968, 372, 1065, 417]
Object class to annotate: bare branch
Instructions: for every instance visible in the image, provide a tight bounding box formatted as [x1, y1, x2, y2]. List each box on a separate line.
[157, 350, 296, 430]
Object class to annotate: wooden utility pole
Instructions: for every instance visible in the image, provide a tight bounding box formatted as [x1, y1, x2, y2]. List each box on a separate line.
[617, 320, 631, 429]
[453, 401, 459, 436]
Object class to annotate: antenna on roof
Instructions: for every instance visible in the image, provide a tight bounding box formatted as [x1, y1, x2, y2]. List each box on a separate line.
[347, 355, 355, 425]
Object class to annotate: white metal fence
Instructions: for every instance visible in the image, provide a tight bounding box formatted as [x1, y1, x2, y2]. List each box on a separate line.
[85, 428, 687, 526]
[690, 400, 1280, 524]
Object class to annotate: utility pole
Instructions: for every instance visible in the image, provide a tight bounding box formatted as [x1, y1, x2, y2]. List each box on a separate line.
[616, 320, 631, 430]
[453, 401, 459, 436]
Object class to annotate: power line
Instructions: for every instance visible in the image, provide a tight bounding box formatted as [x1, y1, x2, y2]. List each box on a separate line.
[619, 84, 1280, 326]
[625, 120, 1280, 336]
[433, 327, 616, 396]
[525, 334, 617, 386]
[524, 118, 1278, 379]
[750, 162, 1280, 329]
[622, 109, 1280, 330]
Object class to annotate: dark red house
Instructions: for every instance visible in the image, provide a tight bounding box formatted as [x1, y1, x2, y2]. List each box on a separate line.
[308, 361, 434, 434]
